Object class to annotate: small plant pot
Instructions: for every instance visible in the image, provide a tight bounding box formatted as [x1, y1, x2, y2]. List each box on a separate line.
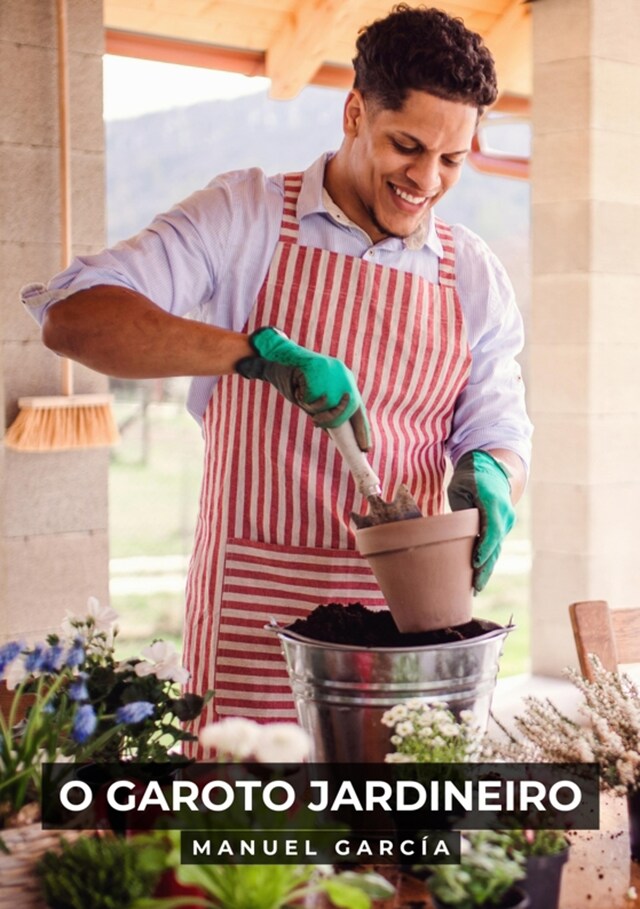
[431, 884, 530, 909]
[628, 788, 640, 861]
[521, 847, 569, 909]
[355, 508, 479, 632]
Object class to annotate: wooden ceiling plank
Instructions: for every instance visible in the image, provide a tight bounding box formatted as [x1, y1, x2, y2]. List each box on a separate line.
[443, 0, 512, 14]
[266, 0, 361, 99]
[483, 0, 532, 98]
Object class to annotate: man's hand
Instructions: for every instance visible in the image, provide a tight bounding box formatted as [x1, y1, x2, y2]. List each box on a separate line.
[235, 327, 370, 451]
[447, 450, 515, 592]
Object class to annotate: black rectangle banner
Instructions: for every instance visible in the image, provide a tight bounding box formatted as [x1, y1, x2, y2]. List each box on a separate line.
[180, 829, 462, 865]
[41, 761, 600, 835]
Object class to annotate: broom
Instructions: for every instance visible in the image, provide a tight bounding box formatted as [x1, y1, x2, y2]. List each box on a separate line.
[4, 0, 119, 453]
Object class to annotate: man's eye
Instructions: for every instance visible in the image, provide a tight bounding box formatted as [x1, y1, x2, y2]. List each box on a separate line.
[443, 157, 464, 167]
[392, 139, 419, 154]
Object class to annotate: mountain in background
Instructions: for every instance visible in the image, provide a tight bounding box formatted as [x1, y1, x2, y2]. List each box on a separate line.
[105, 85, 530, 338]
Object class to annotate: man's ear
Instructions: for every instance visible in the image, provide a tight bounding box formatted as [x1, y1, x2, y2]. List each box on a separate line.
[343, 89, 365, 137]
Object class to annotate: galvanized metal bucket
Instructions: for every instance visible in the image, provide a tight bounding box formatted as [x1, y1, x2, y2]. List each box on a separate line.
[270, 621, 513, 763]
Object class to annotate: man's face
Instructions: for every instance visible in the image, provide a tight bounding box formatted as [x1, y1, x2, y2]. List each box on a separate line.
[338, 89, 477, 243]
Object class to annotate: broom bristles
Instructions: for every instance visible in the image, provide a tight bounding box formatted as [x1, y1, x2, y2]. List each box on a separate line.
[4, 396, 119, 452]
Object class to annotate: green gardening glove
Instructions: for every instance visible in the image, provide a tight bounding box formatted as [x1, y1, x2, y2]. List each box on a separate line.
[235, 327, 371, 451]
[447, 450, 515, 593]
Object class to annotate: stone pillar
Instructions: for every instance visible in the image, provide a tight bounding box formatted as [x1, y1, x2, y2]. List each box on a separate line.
[530, 0, 640, 674]
[0, 0, 110, 640]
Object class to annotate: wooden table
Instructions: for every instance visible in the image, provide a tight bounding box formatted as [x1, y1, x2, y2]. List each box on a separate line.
[310, 795, 640, 908]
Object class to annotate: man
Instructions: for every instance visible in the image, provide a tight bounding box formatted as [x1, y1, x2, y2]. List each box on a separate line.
[22, 5, 532, 741]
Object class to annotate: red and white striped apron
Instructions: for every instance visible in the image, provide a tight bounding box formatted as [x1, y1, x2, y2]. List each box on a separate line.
[183, 173, 471, 755]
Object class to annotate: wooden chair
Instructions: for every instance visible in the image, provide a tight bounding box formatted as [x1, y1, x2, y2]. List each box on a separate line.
[569, 599, 640, 680]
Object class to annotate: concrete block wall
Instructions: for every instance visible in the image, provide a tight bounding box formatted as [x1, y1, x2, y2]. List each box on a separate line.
[530, 0, 640, 674]
[0, 0, 109, 640]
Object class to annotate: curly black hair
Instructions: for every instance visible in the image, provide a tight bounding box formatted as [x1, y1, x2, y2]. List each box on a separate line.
[353, 4, 498, 113]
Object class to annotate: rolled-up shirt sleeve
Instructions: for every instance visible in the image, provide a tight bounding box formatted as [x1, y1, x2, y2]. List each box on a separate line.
[447, 224, 533, 472]
[20, 176, 241, 325]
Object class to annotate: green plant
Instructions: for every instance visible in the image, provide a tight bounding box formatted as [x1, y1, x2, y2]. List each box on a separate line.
[37, 834, 167, 909]
[382, 700, 481, 763]
[0, 598, 212, 826]
[427, 831, 525, 909]
[500, 828, 569, 857]
[132, 844, 395, 909]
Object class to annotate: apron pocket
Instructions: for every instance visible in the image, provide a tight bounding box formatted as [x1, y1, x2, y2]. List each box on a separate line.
[214, 538, 385, 720]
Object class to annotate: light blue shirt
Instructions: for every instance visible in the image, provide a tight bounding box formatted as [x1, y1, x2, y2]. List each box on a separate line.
[22, 152, 532, 468]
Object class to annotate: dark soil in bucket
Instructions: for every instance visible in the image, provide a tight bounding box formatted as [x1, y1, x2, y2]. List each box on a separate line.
[288, 602, 501, 647]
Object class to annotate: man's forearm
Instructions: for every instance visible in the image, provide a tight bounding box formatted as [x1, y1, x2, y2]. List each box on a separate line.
[41, 285, 252, 379]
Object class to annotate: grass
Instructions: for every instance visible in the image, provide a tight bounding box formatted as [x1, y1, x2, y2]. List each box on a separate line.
[109, 395, 531, 676]
[109, 394, 203, 559]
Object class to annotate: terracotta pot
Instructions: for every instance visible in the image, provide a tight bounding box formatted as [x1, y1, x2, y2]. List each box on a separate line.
[431, 884, 530, 909]
[355, 508, 479, 632]
[521, 847, 569, 909]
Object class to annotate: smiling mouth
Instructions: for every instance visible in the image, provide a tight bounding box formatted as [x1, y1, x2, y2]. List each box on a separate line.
[389, 182, 428, 206]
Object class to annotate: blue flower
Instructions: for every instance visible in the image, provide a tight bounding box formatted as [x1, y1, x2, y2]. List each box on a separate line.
[25, 645, 46, 673]
[65, 639, 85, 669]
[68, 673, 89, 702]
[72, 704, 97, 743]
[0, 641, 23, 675]
[41, 644, 64, 672]
[116, 701, 155, 725]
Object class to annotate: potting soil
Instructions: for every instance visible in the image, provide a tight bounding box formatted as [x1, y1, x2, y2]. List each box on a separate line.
[288, 602, 500, 647]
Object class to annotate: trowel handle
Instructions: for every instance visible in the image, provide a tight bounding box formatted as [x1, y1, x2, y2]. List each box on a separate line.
[327, 423, 382, 498]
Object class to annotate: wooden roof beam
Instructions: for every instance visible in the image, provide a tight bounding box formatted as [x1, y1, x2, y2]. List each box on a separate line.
[266, 0, 358, 100]
[104, 29, 354, 90]
[483, 0, 532, 99]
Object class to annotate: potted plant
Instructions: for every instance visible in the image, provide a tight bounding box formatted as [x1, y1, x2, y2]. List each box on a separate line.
[123, 716, 396, 909]
[134, 847, 396, 909]
[426, 831, 528, 909]
[36, 833, 168, 909]
[499, 829, 569, 909]
[485, 654, 640, 861]
[0, 597, 212, 907]
[382, 700, 482, 764]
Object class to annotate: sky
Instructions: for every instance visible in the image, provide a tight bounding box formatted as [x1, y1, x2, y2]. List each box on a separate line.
[103, 54, 270, 121]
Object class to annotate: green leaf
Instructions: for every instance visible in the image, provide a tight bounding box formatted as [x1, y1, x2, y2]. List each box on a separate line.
[333, 872, 396, 899]
[320, 881, 370, 909]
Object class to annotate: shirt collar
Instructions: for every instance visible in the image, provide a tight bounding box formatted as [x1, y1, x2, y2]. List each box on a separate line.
[296, 152, 444, 257]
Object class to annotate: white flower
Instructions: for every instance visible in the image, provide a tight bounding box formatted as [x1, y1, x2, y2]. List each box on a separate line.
[381, 704, 408, 727]
[252, 723, 312, 764]
[199, 717, 262, 758]
[135, 640, 190, 684]
[4, 655, 28, 690]
[313, 865, 335, 877]
[62, 596, 119, 637]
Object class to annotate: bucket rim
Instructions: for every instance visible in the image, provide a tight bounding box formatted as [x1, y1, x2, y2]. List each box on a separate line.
[265, 619, 514, 652]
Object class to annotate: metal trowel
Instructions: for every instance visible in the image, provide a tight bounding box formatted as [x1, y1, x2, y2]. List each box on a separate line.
[327, 423, 423, 529]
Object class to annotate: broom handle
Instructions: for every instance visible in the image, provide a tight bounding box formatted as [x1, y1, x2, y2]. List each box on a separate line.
[56, 0, 74, 397]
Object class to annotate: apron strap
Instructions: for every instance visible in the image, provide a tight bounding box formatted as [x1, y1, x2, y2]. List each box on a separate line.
[434, 217, 457, 288]
[278, 172, 304, 243]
